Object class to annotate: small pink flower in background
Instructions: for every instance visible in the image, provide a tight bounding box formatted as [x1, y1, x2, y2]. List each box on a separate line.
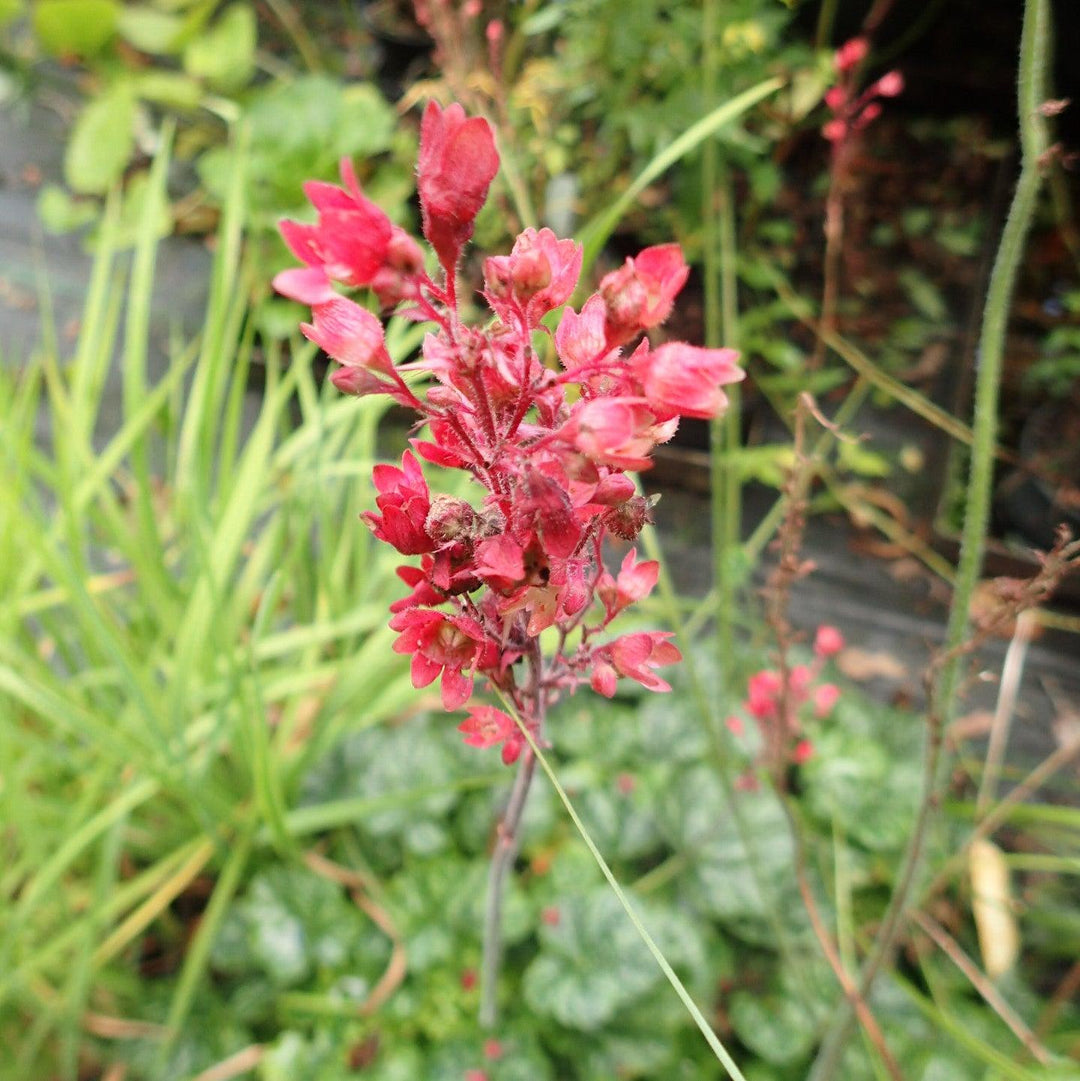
[824, 37, 903, 144]
[833, 36, 868, 73]
[276, 101, 743, 762]
[734, 625, 845, 775]
[814, 624, 845, 658]
[746, 670, 782, 719]
[814, 683, 841, 718]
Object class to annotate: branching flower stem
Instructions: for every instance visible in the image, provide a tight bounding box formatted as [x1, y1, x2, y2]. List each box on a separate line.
[479, 645, 542, 1028]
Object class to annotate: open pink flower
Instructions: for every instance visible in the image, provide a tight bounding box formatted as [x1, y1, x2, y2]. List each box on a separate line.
[361, 452, 434, 555]
[597, 548, 659, 622]
[279, 159, 394, 288]
[458, 705, 526, 764]
[417, 101, 500, 274]
[556, 295, 610, 374]
[570, 398, 672, 471]
[603, 632, 681, 692]
[390, 608, 497, 709]
[599, 244, 689, 346]
[473, 535, 526, 593]
[632, 343, 744, 422]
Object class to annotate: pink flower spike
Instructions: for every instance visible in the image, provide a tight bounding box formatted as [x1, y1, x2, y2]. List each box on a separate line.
[633, 342, 744, 422]
[794, 739, 815, 764]
[814, 624, 845, 658]
[417, 101, 500, 275]
[814, 683, 841, 718]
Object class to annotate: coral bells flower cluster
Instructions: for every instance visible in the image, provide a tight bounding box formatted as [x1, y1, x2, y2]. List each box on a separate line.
[822, 36, 904, 144]
[727, 625, 844, 782]
[275, 101, 743, 764]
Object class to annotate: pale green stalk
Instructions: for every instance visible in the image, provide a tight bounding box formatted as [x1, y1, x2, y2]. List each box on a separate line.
[506, 705, 750, 1081]
[809, 2, 1052, 1076]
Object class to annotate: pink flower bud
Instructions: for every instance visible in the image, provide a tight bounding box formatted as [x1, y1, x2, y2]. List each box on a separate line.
[813, 683, 841, 718]
[424, 495, 479, 546]
[793, 739, 815, 764]
[417, 101, 500, 274]
[834, 37, 868, 73]
[822, 118, 847, 142]
[814, 624, 845, 658]
[875, 70, 904, 97]
[303, 298, 389, 368]
[824, 86, 846, 112]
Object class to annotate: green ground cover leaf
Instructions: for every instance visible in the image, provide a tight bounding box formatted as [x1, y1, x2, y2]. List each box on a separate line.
[33, 0, 119, 56]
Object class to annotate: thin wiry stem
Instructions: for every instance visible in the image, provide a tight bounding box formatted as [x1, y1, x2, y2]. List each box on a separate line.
[809, 5, 1053, 1071]
[479, 643, 542, 1028]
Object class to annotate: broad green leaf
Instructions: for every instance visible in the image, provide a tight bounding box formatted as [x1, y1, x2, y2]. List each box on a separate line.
[659, 765, 795, 925]
[801, 701, 922, 853]
[0, 0, 24, 29]
[36, 184, 98, 233]
[212, 865, 386, 988]
[133, 70, 202, 109]
[523, 888, 705, 1031]
[33, 0, 119, 56]
[335, 82, 396, 159]
[64, 87, 136, 194]
[183, 3, 255, 92]
[117, 5, 184, 53]
[729, 990, 818, 1067]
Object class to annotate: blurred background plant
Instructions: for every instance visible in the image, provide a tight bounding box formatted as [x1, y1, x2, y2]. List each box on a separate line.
[0, 0, 415, 316]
